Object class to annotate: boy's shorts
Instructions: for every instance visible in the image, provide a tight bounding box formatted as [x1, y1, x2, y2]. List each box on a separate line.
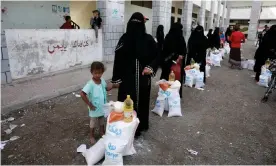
[90, 116, 105, 128]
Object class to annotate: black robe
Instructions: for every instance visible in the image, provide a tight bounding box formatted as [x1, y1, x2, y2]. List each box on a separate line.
[210, 33, 221, 49]
[186, 35, 208, 83]
[111, 34, 160, 132]
[160, 34, 187, 98]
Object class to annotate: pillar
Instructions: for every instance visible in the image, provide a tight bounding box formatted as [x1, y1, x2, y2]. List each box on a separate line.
[247, 0, 262, 41]
[198, 0, 207, 29]
[220, 0, 226, 28]
[225, 5, 231, 30]
[152, 0, 172, 36]
[97, 0, 125, 62]
[215, 0, 221, 27]
[182, 0, 193, 42]
[207, 0, 215, 30]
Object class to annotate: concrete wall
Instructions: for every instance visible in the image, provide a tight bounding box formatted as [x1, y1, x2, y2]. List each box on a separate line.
[5, 29, 102, 80]
[124, 1, 152, 35]
[70, 1, 97, 29]
[172, 1, 183, 23]
[230, 7, 276, 20]
[1, 1, 70, 30]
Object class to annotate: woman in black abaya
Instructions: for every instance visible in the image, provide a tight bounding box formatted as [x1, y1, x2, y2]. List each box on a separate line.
[186, 25, 208, 83]
[210, 27, 221, 49]
[160, 22, 187, 98]
[207, 29, 213, 48]
[156, 25, 165, 55]
[254, 25, 276, 81]
[111, 12, 160, 137]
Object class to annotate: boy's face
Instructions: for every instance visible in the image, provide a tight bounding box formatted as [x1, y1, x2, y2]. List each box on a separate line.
[93, 12, 97, 17]
[92, 69, 103, 81]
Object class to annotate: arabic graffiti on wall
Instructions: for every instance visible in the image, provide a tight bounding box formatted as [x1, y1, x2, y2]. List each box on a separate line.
[47, 40, 91, 54]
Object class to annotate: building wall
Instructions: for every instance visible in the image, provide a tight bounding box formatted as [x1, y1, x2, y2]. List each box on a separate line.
[70, 1, 97, 29]
[5, 29, 102, 80]
[1, 1, 70, 30]
[172, 1, 183, 23]
[230, 7, 276, 20]
[124, 1, 153, 35]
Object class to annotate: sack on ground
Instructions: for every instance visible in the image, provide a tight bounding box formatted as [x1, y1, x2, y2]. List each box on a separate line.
[210, 53, 221, 67]
[241, 60, 248, 69]
[195, 72, 205, 88]
[206, 65, 211, 77]
[247, 60, 255, 70]
[102, 138, 127, 165]
[151, 95, 165, 117]
[258, 75, 269, 87]
[185, 74, 194, 87]
[261, 66, 272, 82]
[77, 138, 105, 165]
[106, 113, 139, 156]
[168, 89, 182, 117]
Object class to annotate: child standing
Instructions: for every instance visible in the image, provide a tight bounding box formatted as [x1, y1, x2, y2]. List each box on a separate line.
[81, 62, 113, 144]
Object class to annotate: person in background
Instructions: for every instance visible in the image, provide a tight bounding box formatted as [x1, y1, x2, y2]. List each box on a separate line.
[80, 62, 114, 144]
[206, 29, 213, 48]
[160, 22, 187, 98]
[60, 16, 73, 29]
[187, 25, 208, 83]
[254, 25, 276, 81]
[210, 27, 221, 49]
[90, 10, 102, 42]
[156, 25, 164, 58]
[111, 12, 160, 137]
[225, 25, 233, 47]
[229, 25, 245, 69]
[220, 30, 225, 48]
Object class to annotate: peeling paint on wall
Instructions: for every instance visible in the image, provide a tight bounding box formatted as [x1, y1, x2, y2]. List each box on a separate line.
[5, 29, 103, 80]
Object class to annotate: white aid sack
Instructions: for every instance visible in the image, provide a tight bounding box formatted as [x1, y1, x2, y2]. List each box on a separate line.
[241, 60, 248, 69]
[247, 60, 255, 70]
[106, 115, 139, 156]
[210, 53, 221, 67]
[77, 138, 105, 165]
[261, 66, 272, 82]
[185, 74, 194, 87]
[258, 75, 269, 87]
[206, 65, 211, 78]
[168, 89, 182, 117]
[151, 95, 165, 117]
[102, 138, 127, 165]
[195, 72, 205, 88]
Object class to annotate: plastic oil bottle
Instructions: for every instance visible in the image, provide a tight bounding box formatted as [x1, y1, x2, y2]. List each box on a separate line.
[123, 95, 134, 123]
[191, 58, 195, 66]
[169, 71, 175, 82]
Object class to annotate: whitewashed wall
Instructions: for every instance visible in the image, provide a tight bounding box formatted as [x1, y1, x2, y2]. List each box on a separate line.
[124, 1, 153, 35]
[5, 29, 103, 79]
[1, 1, 70, 30]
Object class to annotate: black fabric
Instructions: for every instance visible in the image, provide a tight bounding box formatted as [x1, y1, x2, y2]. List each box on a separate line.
[225, 27, 232, 44]
[187, 25, 208, 83]
[207, 29, 213, 48]
[210, 27, 221, 49]
[92, 17, 102, 29]
[229, 48, 241, 66]
[112, 12, 160, 133]
[160, 22, 187, 98]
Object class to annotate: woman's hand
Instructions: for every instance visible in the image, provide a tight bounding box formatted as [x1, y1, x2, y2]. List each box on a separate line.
[142, 67, 152, 75]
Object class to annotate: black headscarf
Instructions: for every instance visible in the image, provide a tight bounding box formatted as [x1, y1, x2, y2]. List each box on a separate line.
[124, 12, 147, 59]
[156, 25, 164, 45]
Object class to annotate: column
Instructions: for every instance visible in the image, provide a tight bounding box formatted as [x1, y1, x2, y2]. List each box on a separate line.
[198, 0, 207, 29]
[247, 0, 262, 41]
[207, 0, 215, 30]
[220, 0, 226, 28]
[182, 0, 193, 42]
[152, 0, 172, 36]
[225, 5, 231, 30]
[215, 0, 221, 27]
[97, 0, 125, 62]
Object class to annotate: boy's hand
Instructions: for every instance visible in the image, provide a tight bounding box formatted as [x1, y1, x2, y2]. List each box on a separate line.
[89, 103, 96, 111]
[107, 83, 113, 91]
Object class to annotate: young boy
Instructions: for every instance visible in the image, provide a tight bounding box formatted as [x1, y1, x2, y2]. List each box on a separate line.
[80, 62, 114, 144]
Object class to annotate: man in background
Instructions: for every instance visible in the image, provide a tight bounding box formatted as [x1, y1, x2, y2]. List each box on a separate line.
[90, 10, 102, 43]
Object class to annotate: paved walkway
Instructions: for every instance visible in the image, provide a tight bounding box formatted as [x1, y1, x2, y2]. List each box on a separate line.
[1, 62, 114, 114]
